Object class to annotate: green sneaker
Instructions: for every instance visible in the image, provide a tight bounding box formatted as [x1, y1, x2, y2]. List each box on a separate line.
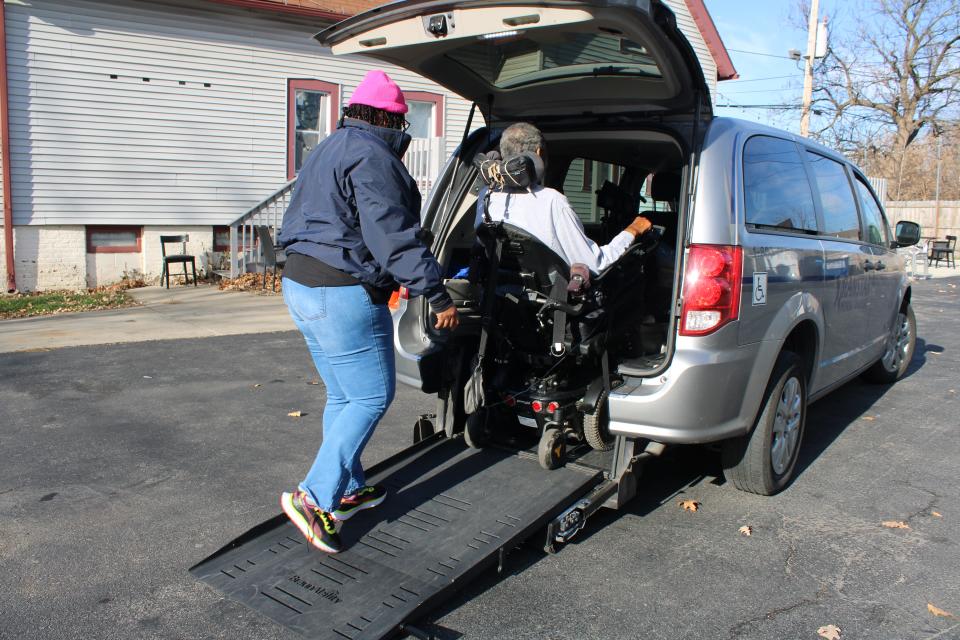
[333, 485, 387, 521]
[281, 490, 341, 553]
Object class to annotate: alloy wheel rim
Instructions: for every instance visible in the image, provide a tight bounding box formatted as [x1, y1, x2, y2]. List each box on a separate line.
[771, 376, 802, 475]
[881, 312, 910, 373]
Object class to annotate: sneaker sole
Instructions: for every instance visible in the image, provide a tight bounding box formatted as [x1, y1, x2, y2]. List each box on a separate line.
[333, 492, 386, 521]
[280, 492, 340, 554]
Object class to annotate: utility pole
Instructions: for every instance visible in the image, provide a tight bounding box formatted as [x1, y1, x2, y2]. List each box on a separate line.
[934, 129, 943, 237]
[800, 0, 820, 137]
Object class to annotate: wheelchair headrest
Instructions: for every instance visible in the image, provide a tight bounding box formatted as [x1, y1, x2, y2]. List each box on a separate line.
[651, 171, 681, 202]
[473, 151, 544, 190]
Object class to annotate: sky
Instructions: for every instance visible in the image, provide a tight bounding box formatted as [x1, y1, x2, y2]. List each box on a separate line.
[707, 0, 847, 133]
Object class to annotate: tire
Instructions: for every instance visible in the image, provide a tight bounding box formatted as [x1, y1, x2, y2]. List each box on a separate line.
[722, 351, 806, 495]
[538, 428, 566, 470]
[863, 304, 916, 384]
[464, 410, 490, 449]
[583, 390, 615, 452]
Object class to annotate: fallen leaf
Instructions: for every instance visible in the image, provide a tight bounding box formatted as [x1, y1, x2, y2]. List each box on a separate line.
[678, 499, 700, 512]
[307, 380, 320, 385]
[252, 383, 262, 388]
[817, 624, 841, 639]
[287, 410, 304, 418]
[862, 416, 876, 421]
[927, 603, 956, 618]
[881, 520, 910, 529]
[932, 511, 942, 517]
[738, 525, 752, 536]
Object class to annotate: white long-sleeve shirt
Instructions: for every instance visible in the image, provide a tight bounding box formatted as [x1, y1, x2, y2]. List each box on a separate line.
[475, 186, 634, 274]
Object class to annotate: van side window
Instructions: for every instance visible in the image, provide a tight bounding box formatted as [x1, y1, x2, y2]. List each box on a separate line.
[743, 136, 818, 233]
[805, 152, 861, 240]
[853, 177, 889, 246]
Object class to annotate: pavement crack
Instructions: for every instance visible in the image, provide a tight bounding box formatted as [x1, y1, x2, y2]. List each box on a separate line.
[726, 585, 830, 639]
[923, 621, 960, 639]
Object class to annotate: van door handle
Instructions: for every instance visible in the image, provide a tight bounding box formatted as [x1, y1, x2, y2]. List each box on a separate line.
[875, 261, 886, 270]
[864, 260, 876, 271]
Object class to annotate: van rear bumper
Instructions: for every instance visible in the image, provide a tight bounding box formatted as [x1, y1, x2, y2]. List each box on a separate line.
[608, 327, 769, 444]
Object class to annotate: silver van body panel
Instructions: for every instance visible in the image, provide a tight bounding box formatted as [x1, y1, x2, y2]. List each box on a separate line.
[394, 114, 909, 446]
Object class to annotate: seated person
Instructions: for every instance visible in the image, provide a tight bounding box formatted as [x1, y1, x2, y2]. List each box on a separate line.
[476, 122, 652, 274]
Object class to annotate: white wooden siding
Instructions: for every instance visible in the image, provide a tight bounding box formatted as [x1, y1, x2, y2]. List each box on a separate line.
[664, 0, 718, 103]
[6, 0, 475, 226]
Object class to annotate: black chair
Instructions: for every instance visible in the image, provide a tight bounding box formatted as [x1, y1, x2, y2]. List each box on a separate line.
[928, 235, 956, 268]
[255, 225, 286, 291]
[160, 235, 197, 288]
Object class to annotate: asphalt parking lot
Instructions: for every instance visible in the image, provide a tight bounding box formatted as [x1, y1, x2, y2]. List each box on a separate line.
[2, 277, 959, 640]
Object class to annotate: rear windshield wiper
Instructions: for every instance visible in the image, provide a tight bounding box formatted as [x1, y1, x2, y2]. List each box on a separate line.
[747, 223, 818, 236]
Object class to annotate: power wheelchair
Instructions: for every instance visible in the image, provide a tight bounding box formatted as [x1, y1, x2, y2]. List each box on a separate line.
[459, 152, 662, 469]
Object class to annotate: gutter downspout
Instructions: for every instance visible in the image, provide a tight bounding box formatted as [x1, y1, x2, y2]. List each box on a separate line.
[0, 2, 14, 292]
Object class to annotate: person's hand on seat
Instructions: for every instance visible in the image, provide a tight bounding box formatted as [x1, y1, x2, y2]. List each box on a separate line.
[624, 216, 653, 238]
[434, 306, 460, 330]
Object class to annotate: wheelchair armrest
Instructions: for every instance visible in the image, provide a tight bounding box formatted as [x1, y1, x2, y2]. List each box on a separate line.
[595, 224, 664, 281]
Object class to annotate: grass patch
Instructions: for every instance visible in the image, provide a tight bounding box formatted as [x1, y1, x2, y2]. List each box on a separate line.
[1, 284, 142, 320]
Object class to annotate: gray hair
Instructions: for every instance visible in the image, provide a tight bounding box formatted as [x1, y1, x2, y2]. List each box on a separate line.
[500, 122, 545, 158]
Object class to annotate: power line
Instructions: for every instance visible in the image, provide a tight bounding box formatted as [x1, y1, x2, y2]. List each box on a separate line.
[721, 85, 803, 95]
[715, 104, 803, 110]
[724, 74, 799, 83]
[727, 48, 797, 60]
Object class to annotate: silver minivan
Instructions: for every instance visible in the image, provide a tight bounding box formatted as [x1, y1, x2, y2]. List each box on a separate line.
[318, 0, 921, 495]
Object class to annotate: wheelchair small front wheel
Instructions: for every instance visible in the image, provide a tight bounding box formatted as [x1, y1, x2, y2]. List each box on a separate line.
[538, 427, 566, 470]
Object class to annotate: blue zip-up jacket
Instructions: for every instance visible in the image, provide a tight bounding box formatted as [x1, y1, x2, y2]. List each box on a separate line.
[279, 118, 452, 312]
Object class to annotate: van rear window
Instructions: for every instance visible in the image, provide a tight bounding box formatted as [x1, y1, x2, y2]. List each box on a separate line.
[446, 32, 661, 89]
[743, 136, 818, 234]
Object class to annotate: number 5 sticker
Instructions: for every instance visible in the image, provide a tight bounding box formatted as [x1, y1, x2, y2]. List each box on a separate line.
[753, 272, 767, 306]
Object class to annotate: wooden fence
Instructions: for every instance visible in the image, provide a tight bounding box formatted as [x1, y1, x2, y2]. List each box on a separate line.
[884, 200, 960, 241]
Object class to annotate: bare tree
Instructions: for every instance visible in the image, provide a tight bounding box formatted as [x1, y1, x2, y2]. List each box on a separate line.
[808, 0, 960, 198]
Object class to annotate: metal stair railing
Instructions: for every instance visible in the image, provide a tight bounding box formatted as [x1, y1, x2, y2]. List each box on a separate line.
[228, 179, 296, 278]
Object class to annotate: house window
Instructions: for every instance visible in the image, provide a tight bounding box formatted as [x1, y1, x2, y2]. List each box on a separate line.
[213, 226, 258, 251]
[288, 79, 340, 179]
[86, 226, 142, 253]
[402, 92, 443, 139]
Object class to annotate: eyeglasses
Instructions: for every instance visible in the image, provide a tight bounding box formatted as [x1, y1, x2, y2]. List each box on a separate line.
[402, 119, 411, 132]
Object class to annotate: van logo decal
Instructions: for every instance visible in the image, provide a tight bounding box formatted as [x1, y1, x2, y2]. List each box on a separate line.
[752, 272, 767, 306]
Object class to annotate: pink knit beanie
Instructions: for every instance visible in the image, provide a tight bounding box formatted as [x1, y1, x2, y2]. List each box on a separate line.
[348, 70, 408, 114]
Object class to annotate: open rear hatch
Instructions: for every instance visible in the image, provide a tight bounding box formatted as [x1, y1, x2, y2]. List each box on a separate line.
[316, 0, 712, 121]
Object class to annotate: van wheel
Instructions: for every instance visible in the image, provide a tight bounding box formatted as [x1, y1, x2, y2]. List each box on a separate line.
[583, 391, 615, 452]
[464, 410, 490, 449]
[722, 351, 806, 495]
[538, 428, 566, 470]
[863, 304, 916, 384]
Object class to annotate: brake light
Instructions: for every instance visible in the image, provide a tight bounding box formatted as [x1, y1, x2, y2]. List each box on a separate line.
[388, 286, 408, 311]
[546, 401, 559, 414]
[679, 245, 743, 336]
[531, 400, 543, 413]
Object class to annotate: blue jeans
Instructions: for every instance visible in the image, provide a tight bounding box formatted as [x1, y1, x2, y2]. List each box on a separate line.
[282, 278, 396, 512]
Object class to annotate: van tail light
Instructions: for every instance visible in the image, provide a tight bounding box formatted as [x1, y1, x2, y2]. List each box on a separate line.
[388, 286, 408, 311]
[679, 245, 743, 336]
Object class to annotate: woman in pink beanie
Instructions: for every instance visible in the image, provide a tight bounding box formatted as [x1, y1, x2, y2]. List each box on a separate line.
[278, 70, 458, 553]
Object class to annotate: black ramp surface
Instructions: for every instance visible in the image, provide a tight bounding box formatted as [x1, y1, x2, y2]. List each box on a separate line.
[191, 436, 601, 640]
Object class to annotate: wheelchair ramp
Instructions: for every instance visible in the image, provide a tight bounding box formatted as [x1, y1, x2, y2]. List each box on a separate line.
[190, 436, 602, 640]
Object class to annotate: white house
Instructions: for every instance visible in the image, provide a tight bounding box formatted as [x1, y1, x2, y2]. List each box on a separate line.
[0, 0, 735, 292]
